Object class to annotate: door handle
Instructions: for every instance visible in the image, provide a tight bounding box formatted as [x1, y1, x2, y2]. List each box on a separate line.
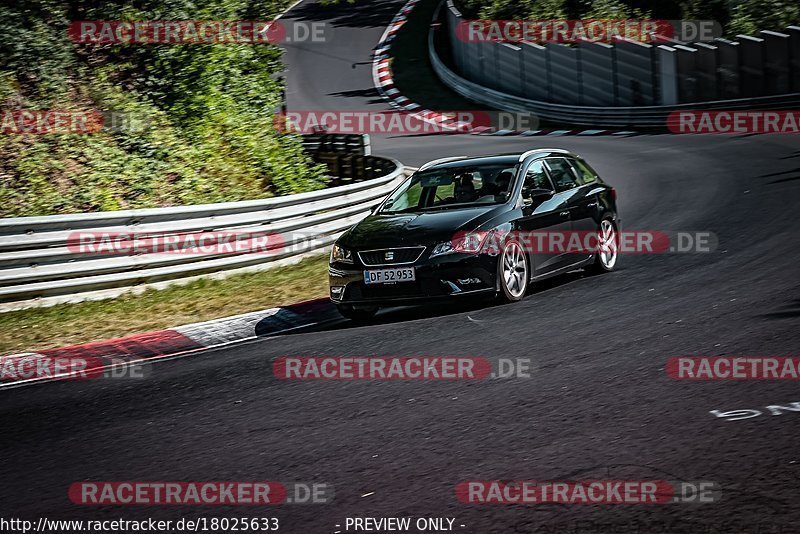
[559, 211, 570, 217]
[586, 202, 598, 208]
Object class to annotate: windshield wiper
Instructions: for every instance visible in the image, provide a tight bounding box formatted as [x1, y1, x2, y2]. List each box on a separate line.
[420, 203, 494, 211]
[379, 206, 423, 214]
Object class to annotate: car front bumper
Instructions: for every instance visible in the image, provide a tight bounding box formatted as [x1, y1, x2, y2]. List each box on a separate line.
[329, 253, 498, 306]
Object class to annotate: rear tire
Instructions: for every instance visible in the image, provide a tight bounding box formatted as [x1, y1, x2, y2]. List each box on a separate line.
[587, 218, 618, 274]
[496, 240, 528, 303]
[336, 304, 379, 322]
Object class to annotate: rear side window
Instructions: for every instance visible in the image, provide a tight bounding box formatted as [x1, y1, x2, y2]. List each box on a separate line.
[570, 158, 600, 186]
[544, 158, 580, 192]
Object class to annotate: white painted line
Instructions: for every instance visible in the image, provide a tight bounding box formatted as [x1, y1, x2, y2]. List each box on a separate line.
[274, 0, 307, 20]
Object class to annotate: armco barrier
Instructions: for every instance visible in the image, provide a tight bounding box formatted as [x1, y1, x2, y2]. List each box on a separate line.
[0, 159, 410, 311]
[433, 0, 800, 128]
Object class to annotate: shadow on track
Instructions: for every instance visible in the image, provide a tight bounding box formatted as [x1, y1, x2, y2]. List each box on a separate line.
[761, 297, 800, 319]
[262, 268, 596, 336]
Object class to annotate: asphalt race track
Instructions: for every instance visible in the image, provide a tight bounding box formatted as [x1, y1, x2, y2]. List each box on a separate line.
[2, 1, 800, 532]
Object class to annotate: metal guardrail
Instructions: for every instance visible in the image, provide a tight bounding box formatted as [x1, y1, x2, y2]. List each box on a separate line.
[0, 159, 411, 311]
[431, 1, 800, 128]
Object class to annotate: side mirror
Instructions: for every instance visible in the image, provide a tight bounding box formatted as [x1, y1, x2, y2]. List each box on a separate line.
[522, 188, 554, 206]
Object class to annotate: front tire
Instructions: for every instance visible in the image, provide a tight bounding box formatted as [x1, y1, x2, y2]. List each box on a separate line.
[497, 240, 528, 303]
[336, 304, 379, 322]
[588, 218, 618, 273]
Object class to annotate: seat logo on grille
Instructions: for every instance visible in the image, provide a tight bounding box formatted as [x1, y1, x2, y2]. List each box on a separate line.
[385, 251, 394, 261]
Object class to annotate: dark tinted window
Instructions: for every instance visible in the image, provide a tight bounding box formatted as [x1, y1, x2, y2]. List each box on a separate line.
[545, 158, 580, 192]
[522, 160, 552, 199]
[570, 158, 600, 186]
[381, 163, 517, 213]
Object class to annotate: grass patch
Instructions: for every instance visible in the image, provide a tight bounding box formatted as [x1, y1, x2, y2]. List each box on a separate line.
[0, 254, 330, 354]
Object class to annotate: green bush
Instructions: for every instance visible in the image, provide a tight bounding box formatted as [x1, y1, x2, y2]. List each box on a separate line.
[454, 0, 797, 35]
[0, 0, 327, 217]
[727, 0, 800, 35]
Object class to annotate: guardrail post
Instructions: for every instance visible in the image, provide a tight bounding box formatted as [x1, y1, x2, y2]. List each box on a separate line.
[520, 42, 550, 101]
[674, 45, 698, 103]
[737, 35, 765, 97]
[579, 40, 616, 106]
[613, 38, 656, 105]
[496, 43, 523, 97]
[761, 30, 792, 95]
[484, 42, 503, 91]
[714, 38, 741, 99]
[789, 26, 800, 92]
[657, 45, 679, 105]
[694, 42, 720, 101]
[548, 44, 581, 104]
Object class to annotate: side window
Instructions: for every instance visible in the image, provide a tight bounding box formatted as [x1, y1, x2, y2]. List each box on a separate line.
[435, 182, 455, 202]
[570, 158, 599, 186]
[545, 158, 580, 192]
[521, 160, 552, 202]
[523, 161, 552, 191]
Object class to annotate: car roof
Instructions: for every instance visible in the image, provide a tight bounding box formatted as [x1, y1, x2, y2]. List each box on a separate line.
[420, 149, 574, 171]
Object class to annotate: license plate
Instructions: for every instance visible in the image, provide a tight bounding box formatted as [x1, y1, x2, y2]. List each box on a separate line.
[363, 267, 415, 285]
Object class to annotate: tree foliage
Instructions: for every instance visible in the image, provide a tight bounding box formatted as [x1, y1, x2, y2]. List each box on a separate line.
[455, 0, 797, 35]
[0, 0, 327, 217]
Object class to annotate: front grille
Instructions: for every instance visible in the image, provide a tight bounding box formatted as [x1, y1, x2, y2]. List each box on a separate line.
[346, 278, 445, 300]
[357, 247, 426, 266]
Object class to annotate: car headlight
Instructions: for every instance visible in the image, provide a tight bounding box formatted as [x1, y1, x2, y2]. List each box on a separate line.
[330, 244, 353, 264]
[431, 241, 455, 257]
[430, 231, 489, 257]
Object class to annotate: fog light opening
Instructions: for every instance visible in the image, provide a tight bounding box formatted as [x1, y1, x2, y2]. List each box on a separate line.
[330, 286, 345, 300]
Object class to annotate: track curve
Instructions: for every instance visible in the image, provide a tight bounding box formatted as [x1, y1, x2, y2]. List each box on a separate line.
[1, 1, 799, 531]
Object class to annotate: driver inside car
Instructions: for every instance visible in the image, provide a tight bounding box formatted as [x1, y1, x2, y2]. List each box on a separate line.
[495, 170, 512, 198]
[453, 173, 479, 203]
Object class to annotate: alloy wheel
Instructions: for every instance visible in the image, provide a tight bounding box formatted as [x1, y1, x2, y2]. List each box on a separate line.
[502, 241, 527, 299]
[598, 219, 618, 270]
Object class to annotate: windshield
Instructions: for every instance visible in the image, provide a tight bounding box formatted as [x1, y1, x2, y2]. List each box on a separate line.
[379, 163, 518, 213]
